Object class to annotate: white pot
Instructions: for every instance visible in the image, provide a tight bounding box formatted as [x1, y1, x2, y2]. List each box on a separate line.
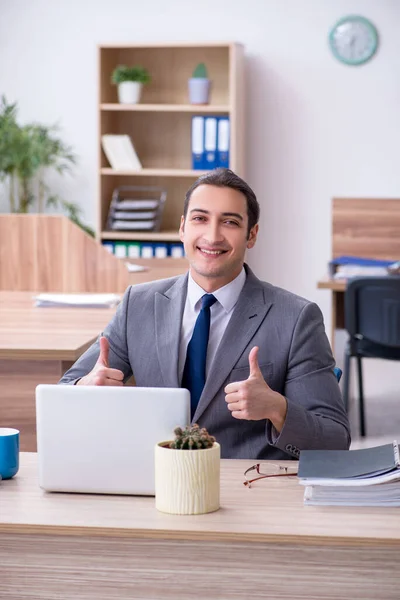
[155, 441, 220, 515]
[117, 81, 142, 104]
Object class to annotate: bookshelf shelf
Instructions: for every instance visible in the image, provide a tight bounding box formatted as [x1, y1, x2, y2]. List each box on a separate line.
[98, 42, 244, 253]
[100, 103, 230, 113]
[101, 230, 181, 242]
[100, 168, 209, 177]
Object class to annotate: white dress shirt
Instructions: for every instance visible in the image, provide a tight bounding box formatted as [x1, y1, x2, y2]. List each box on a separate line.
[178, 267, 246, 383]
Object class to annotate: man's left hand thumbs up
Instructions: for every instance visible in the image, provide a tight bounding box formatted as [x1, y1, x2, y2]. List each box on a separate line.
[224, 346, 287, 431]
[248, 346, 263, 380]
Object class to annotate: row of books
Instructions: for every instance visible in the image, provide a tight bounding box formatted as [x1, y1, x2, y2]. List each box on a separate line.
[102, 240, 185, 259]
[191, 115, 230, 170]
[298, 441, 400, 506]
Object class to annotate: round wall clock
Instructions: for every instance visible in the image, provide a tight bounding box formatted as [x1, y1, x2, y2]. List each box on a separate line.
[329, 15, 378, 66]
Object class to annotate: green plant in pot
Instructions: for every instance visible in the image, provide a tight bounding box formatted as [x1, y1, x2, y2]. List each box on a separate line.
[188, 62, 211, 105]
[155, 424, 220, 515]
[0, 96, 94, 236]
[111, 65, 151, 104]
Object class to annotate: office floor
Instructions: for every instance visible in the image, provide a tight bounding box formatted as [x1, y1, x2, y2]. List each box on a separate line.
[347, 358, 400, 450]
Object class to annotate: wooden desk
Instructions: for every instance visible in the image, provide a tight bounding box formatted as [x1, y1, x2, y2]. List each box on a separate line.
[0, 292, 116, 451]
[0, 453, 399, 600]
[317, 277, 346, 352]
[126, 257, 188, 285]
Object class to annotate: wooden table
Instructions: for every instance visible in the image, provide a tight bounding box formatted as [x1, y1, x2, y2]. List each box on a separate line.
[0, 453, 399, 600]
[0, 292, 117, 451]
[317, 277, 346, 352]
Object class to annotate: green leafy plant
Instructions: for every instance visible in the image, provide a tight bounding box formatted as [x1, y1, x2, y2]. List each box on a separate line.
[111, 65, 151, 85]
[0, 96, 94, 236]
[192, 63, 208, 79]
[169, 424, 216, 450]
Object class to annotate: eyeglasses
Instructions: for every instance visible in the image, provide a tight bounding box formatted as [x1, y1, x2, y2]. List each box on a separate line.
[243, 463, 298, 488]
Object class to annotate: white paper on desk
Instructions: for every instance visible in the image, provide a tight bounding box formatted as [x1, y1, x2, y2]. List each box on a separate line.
[125, 262, 148, 273]
[333, 265, 388, 279]
[34, 293, 121, 308]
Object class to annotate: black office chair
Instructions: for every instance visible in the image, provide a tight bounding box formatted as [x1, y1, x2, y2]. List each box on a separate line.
[343, 276, 400, 437]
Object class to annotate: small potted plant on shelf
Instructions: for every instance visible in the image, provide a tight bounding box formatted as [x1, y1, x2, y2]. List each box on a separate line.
[111, 65, 151, 104]
[155, 423, 220, 515]
[188, 62, 211, 105]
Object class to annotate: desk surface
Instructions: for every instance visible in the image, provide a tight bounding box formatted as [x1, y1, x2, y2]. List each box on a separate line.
[0, 291, 116, 360]
[1, 453, 400, 546]
[317, 277, 346, 292]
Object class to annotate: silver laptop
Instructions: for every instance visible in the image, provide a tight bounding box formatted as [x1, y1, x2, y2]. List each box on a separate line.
[35, 384, 190, 496]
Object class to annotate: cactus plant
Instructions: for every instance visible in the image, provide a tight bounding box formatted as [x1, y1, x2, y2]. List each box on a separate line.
[169, 423, 215, 450]
[192, 63, 208, 79]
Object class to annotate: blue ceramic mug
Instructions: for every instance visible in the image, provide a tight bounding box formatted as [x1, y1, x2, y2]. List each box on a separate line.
[0, 428, 19, 479]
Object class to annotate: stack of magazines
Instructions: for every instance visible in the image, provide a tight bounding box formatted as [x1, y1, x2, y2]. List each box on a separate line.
[107, 186, 167, 232]
[298, 441, 400, 506]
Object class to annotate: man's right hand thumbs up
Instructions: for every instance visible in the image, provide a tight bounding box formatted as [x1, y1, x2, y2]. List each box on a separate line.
[77, 336, 124, 386]
[97, 335, 110, 368]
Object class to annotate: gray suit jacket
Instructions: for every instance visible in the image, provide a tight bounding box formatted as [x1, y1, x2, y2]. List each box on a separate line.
[59, 265, 350, 459]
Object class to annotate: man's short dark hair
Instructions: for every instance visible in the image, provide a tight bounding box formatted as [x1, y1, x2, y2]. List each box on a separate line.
[183, 168, 260, 237]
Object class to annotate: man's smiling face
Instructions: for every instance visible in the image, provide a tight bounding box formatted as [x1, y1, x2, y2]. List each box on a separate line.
[179, 184, 258, 292]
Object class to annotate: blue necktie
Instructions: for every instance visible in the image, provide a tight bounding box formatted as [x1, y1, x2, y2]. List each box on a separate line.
[182, 293, 217, 419]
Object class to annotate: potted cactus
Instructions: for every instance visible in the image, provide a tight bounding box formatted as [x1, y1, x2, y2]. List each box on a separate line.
[155, 424, 220, 515]
[111, 65, 151, 104]
[188, 62, 211, 105]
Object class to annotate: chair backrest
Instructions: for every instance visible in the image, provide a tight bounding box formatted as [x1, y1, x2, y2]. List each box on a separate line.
[334, 366, 342, 382]
[345, 276, 400, 348]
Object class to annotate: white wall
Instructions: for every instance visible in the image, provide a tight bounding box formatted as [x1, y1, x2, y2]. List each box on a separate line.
[1, 0, 399, 340]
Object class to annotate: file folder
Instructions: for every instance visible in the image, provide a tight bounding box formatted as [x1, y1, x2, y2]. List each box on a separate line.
[127, 243, 141, 259]
[154, 243, 168, 258]
[114, 242, 128, 258]
[191, 116, 205, 170]
[217, 117, 230, 168]
[140, 243, 154, 258]
[169, 243, 185, 258]
[102, 242, 114, 255]
[204, 117, 218, 170]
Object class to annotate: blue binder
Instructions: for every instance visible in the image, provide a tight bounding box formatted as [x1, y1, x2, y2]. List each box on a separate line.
[204, 116, 218, 170]
[216, 116, 230, 168]
[191, 116, 205, 170]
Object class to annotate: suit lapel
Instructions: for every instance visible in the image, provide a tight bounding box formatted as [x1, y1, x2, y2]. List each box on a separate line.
[193, 268, 273, 422]
[155, 274, 188, 387]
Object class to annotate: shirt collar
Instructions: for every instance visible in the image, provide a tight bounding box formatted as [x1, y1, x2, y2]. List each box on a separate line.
[187, 267, 246, 313]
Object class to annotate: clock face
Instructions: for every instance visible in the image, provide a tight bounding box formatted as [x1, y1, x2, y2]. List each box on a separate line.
[329, 16, 378, 65]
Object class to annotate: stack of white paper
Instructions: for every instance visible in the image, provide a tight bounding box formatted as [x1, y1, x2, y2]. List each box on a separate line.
[125, 263, 147, 273]
[34, 293, 121, 308]
[301, 469, 400, 506]
[333, 265, 388, 279]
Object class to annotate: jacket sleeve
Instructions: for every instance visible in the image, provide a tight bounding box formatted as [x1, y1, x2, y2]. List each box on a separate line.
[266, 301, 351, 456]
[58, 286, 133, 385]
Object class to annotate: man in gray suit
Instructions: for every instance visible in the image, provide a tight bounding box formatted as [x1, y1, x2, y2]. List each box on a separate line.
[60, 168, 350, 459]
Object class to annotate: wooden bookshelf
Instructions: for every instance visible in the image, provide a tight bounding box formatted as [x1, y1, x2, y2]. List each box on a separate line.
[98, 42, 245, 252]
